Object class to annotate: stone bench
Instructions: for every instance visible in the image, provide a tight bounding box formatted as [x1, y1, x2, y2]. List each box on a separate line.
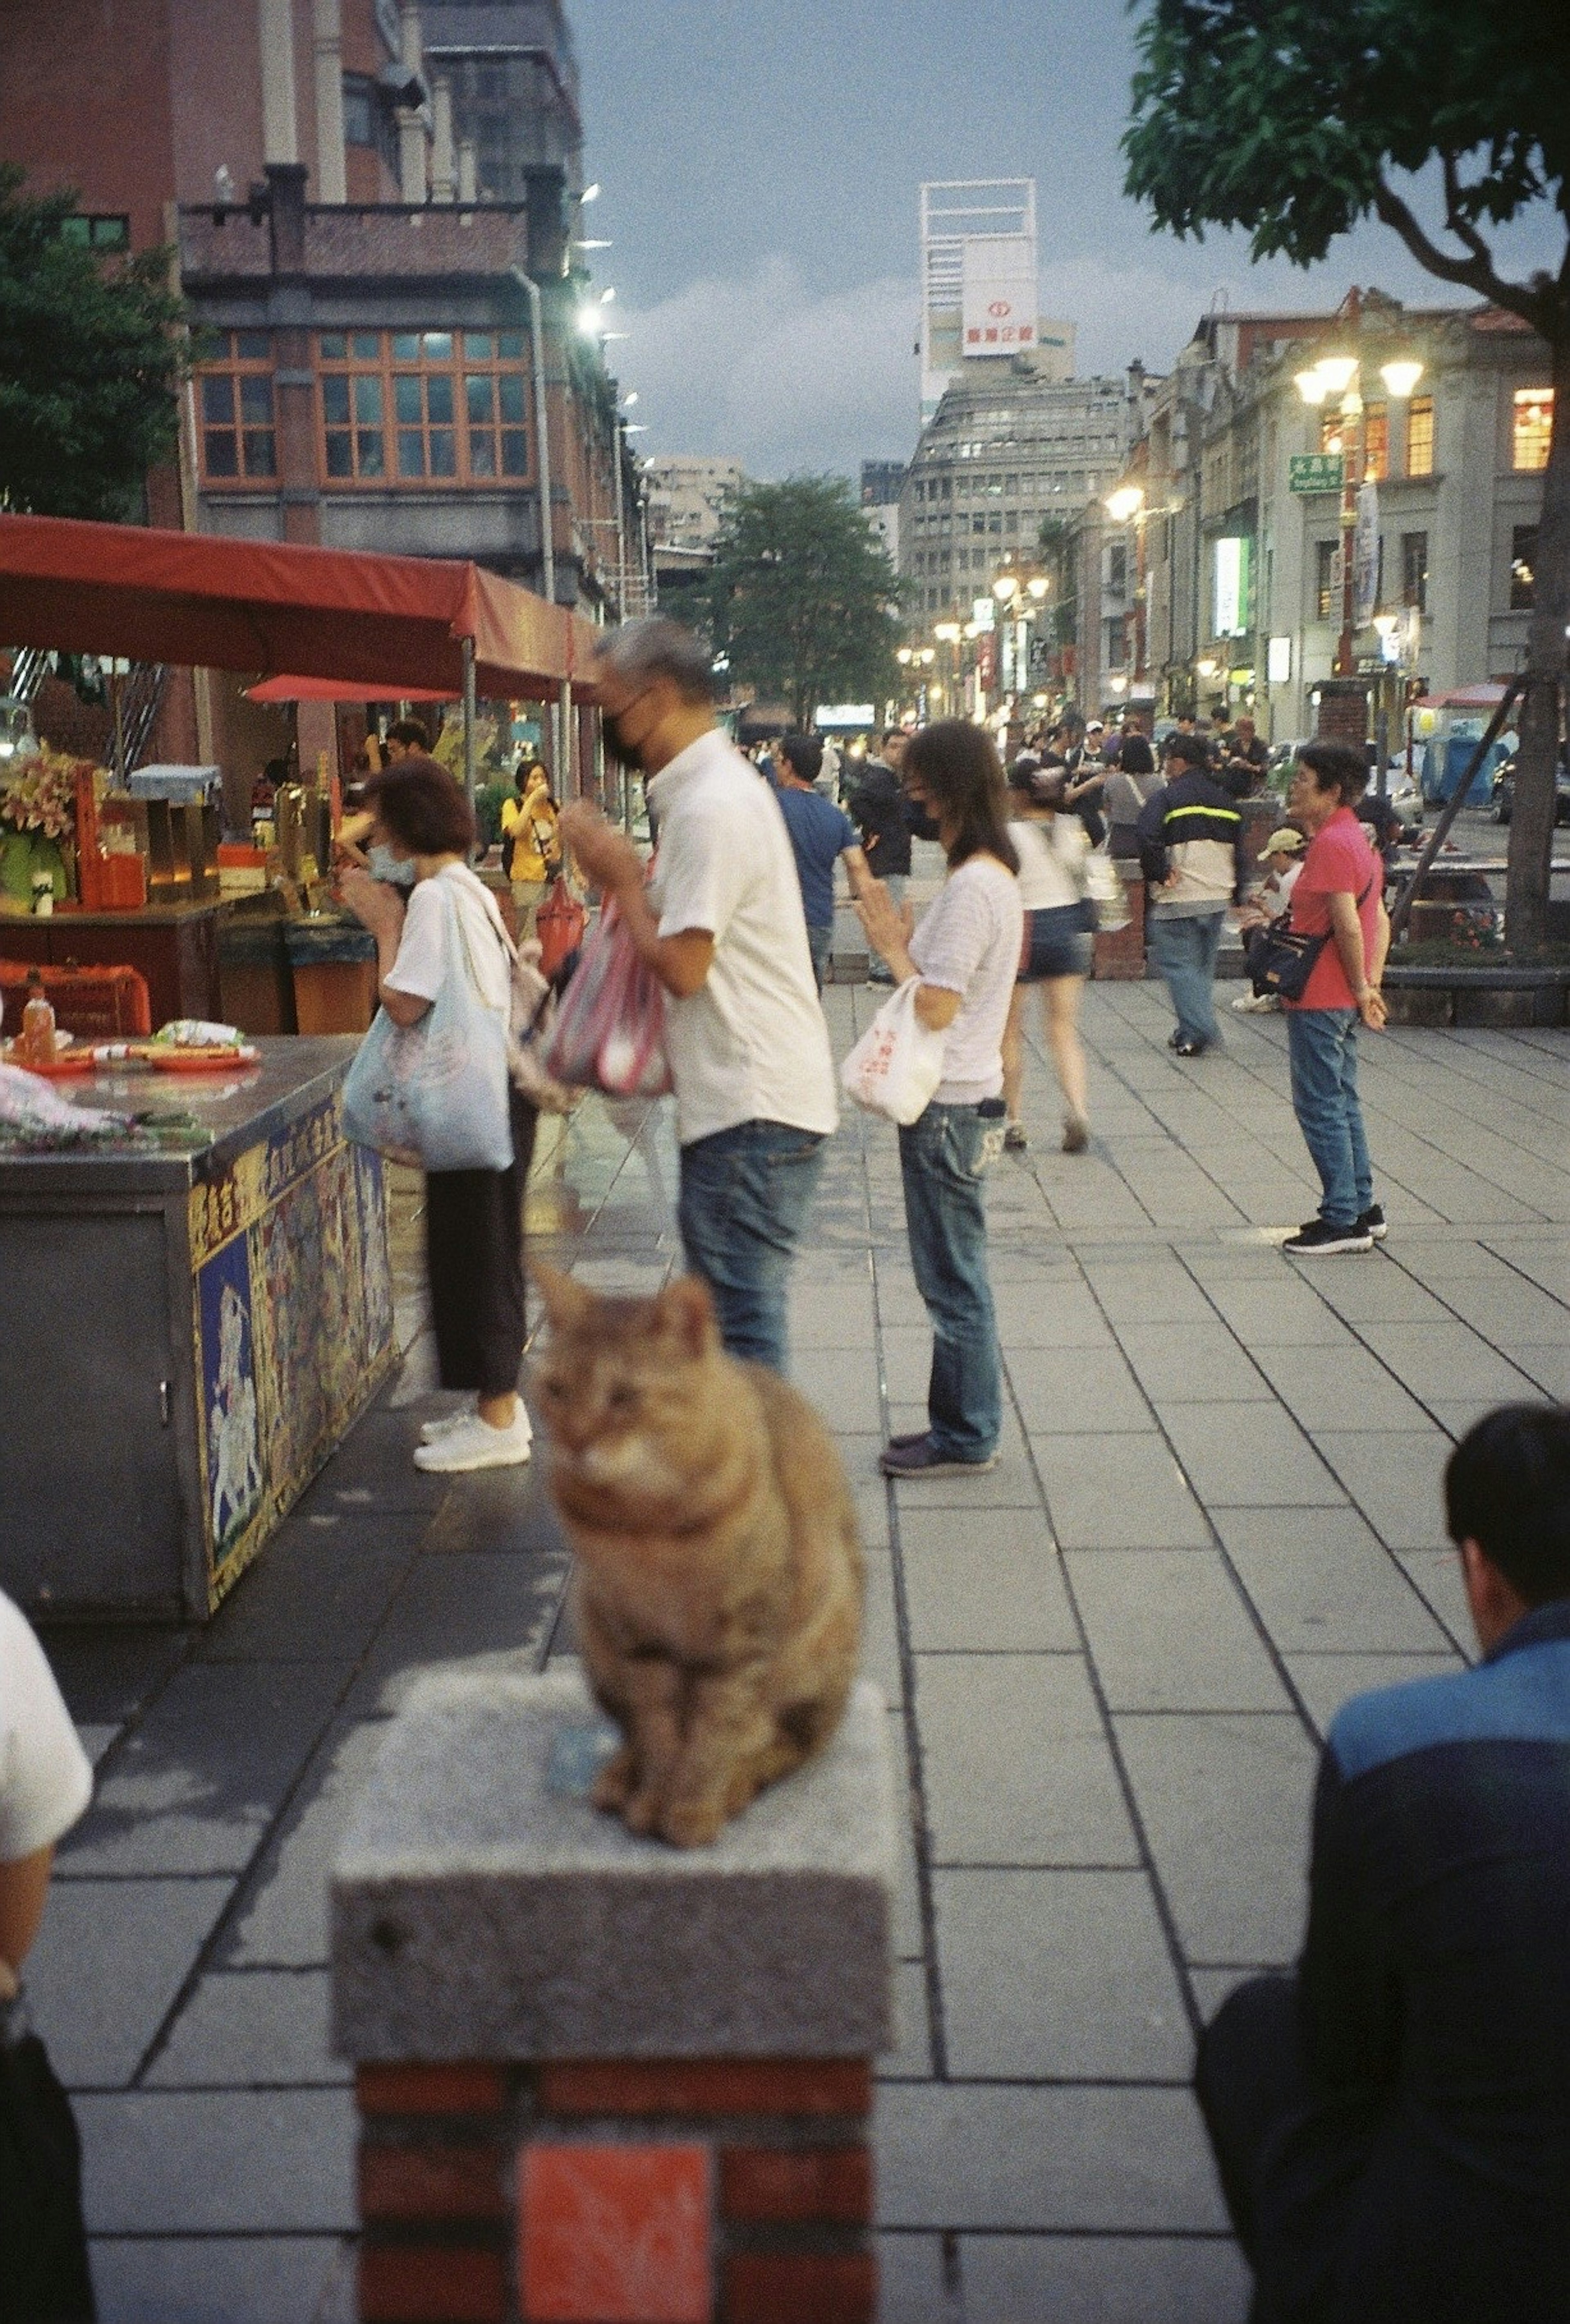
[332, 1666, 895, 2324]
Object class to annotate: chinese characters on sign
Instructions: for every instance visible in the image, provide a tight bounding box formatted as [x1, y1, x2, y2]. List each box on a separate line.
[1288, 453, 1346, 495]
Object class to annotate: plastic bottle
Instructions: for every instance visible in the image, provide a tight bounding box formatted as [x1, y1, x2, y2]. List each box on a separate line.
[20, 971, 57, 1065]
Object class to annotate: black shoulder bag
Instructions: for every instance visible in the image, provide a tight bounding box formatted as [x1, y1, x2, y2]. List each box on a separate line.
[0, 1993, 96, 2321]
[1245, 876, 1374, 1004]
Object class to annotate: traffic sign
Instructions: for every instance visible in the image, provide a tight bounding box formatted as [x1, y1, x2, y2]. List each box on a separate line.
[1290, 453, 1344, 495]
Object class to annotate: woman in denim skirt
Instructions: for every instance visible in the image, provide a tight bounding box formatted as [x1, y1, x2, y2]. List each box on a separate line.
[854, 722, 1023, 1479]
[1001, 760, 1095, 1155]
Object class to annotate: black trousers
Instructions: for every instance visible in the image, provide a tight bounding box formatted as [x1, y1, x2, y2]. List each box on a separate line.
[424, 1087, 537, 1396]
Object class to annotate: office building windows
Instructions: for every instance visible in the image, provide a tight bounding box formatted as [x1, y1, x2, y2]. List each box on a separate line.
[1512, 389, 1553, 473]
[1400, 531, 1429, 613]
[197, 332, 276, 481]
[1510, 525, 1537, 611]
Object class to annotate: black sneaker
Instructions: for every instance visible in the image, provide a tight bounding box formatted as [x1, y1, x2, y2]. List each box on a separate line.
[879, 1436, 1000, 1478]
[1003, 1121, 1029, 1152]
[1167, 1028, 1184, 1050]
[1357, 1203, 1388, 1242]
[1283, 1217, 1375, 1256]
[1172, 1036, 1209, 1058]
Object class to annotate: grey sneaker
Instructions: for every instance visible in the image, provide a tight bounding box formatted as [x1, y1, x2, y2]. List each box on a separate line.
[880, 1436, 999, 1479]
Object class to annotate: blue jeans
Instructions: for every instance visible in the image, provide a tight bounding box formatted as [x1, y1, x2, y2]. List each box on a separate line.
[806, 921, 833, 993]
[677, 1119, 825, 1372]
[897, 1102, 1002, 1461]
[1287, 1007, 1374, 1229]
[1148, 908, 1226, 1045]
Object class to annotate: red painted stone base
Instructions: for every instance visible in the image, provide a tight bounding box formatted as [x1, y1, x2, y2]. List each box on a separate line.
[355, 2058, 876, 2324]
[1093, 870, 1148, 980]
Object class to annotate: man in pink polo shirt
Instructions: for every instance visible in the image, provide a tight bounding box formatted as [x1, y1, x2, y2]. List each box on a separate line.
[1280, 742, 1391, 1257]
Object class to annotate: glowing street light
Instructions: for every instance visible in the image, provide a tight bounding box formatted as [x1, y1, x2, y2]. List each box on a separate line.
[992, 572, 1019, 605]
[1105, 484, 1144, 524]
[1379, 359, 1424, 401]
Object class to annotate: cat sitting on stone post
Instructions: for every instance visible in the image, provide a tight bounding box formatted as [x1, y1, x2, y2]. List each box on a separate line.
[530, 1265, 864, 1849]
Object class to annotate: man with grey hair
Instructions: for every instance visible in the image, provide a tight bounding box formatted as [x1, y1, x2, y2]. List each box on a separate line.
[560, 620, 836, 1374]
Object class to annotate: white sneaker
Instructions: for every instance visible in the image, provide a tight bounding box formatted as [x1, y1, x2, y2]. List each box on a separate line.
[413, 1410, 533, 1472]
[419, 1406, 474, 1443]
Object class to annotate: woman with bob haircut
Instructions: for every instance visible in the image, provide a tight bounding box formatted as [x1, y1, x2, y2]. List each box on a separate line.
[854, 720, 1023, 1478]
[341, 754, 538, 1472]
[1003, 759, 1094, 1154]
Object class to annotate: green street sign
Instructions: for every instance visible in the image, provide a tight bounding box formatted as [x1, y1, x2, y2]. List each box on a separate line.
[1290, 453, 1344, 495]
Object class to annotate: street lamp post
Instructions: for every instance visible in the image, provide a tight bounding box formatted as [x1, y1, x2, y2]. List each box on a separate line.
[1105, 485, 1147, 704]
[1294, 316, 1424, 681]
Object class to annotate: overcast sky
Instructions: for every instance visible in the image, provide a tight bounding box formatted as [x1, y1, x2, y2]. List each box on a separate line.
[570, 0, 1561, 482]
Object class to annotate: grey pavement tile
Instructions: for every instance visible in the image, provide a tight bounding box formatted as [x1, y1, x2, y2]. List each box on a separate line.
[934, 1869, 1191, 2079]
[1110, 1321, 1272, 1404]
[878, 2233, 953, 2324]
[77, 2089, 356, 2232]
[1301, 1264, 1457, 1327]
[76, 1724, 122, 1768]
[851, 1472, 893, 1553]
[1248, 1345, 1431, 1434]
[58, 1662, 350, 1878]
[961, 2233, 1249, 2324]
[1353, 1320, 1543, 1407]
[38, 1627, 189, 1728]
[305, 1407, 453, 1517]
[879, 1323, 937, 1403]
[147, 1968, 346, 2089]
[879, 1958, 936, 2082]
[1115, 1714, 1317, 1967]
[897, 1507, 1055, 1561]
[1308, 1432, 1455, 1552]
[1007, 1348, 1154, 1435]
[1434, 1279, 1570, 1346]
[876, 2084, 1228, 2231]
[989, 1283, 1118, 1349]
[1035, 1435, 1211, 1550]
[887, 1711, 925, 1963]
[1077, 1264, 1217, 1326]
[25, 1878, 235, 2089]
[862, 1552, 903, 1708]
[902, 1543, 1078, 1652]
[1196, 1280, 1360, 1347]
[1507, 1345, 1570, 1400]
[89, 2237, 349, 2324]
[219, 1718, 389, 1968]
[1397, 1551, 1478, 1647]
[1285, 1651, 1467, 1739]
[1214, 1508, 1450, 1654]
[195, 1542, 412, 1664]
[792, 1345, 886, 1433]
[1160, 1403, 1346, 1509]
[1065, 1552, 1291, 1713]
[1189, 1968, 1258, 2028]
[915, 1655, 1138, 1867]
[413, 1466, 572, 1560]
[344, 1552, 563, 1715]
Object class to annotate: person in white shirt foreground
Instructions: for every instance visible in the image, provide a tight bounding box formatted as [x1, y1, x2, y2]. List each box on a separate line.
[561, 621, 837, 1376]
[854, 720, 1023, 1479]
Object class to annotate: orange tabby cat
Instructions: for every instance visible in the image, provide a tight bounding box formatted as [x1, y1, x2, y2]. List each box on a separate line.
[531, 1264, 863, 1849]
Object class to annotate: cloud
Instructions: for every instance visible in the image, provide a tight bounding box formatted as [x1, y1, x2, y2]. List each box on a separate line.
[620, 251, 1273, 480]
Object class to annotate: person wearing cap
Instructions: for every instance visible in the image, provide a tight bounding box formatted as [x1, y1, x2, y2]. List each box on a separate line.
[1234, 827, 1308, 1014]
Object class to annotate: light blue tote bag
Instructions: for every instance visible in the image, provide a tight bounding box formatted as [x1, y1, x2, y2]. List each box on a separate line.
[342, 876, 514, 1173]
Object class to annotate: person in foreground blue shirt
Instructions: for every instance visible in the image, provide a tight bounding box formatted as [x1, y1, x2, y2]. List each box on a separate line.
[1197, 1401, 1570, 2323]
[770, 734, 870, 991]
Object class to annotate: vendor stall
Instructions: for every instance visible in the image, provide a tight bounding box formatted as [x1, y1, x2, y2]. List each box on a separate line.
[0, 1039, 395, 1622]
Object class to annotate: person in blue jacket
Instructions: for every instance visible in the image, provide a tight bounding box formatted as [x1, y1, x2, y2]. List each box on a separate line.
[1197, 1401, 1570, 2323]
[770, 734, 870, 991]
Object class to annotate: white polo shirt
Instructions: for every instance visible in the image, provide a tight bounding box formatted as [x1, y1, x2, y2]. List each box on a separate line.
[0, 1590, 92, 1865]
[646, 729, 838, 1147]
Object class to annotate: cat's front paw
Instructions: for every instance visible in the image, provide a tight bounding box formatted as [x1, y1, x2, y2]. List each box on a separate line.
[591, 1746, 638, 1814]
[659, 1795, 726, 1849]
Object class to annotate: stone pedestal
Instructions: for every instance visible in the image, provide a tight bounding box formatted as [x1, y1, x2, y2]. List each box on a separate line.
[1094, 867, 1148, 980]
[332, 1667, 895, 2324]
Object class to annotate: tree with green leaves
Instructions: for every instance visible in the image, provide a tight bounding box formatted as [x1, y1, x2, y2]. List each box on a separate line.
[0, 166, 191, 523]
[1125, 0, 1570, 952]
[705, 475, 903, 730]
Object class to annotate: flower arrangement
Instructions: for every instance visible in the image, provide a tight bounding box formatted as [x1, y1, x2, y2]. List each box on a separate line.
[0, 747, 79, 843]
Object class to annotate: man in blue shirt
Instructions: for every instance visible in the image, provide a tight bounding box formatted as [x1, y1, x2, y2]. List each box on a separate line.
[1197, 1401, 1570, 2323]
[771, 734, 870, 991]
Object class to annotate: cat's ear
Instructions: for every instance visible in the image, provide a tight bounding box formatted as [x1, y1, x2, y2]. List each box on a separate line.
[657, 1273, 718, 1359]
[530, 1261, 593, 1334]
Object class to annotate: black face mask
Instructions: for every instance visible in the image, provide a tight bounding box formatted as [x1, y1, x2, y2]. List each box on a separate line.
[601, 707, 642, 772]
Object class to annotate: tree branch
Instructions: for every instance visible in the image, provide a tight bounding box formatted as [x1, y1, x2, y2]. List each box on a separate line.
[1373, 176, 1552, 336]
[1440, 152, 1497, 270]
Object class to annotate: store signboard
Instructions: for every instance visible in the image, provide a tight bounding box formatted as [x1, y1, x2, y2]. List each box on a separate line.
[961, 238, 1038, 358]
[1214, 536, 1251, 638]
[971, 597, 996, 630]
[1267, 635, 1293, 685]
[814, 704, 876, 730]
[1353, 480, 1381, 627]
[1289, 453, 1344, 495]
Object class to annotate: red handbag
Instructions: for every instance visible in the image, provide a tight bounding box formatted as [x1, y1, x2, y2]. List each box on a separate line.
[542, 896, 672, 1098]
[535, 876, 587, 979]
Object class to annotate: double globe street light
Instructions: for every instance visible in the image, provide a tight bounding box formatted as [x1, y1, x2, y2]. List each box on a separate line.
[991, 569, 1050, 713]
[1294, 344, 1424, 678]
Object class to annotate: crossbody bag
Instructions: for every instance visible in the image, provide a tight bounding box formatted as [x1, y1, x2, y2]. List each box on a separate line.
[1245, 875, 1374, 1004]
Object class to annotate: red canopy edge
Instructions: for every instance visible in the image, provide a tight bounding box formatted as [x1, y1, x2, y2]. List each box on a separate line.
[0, 513, 601, 702]
[246, 675, 453, 704]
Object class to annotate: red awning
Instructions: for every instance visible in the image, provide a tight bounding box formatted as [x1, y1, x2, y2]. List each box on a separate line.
[0, 514, 601, 701]
[245, 675, 453, 704]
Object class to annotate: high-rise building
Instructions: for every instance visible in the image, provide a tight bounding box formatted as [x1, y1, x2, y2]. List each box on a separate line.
[918, 180, 1074, 423]
[899, 358, 1149, 620]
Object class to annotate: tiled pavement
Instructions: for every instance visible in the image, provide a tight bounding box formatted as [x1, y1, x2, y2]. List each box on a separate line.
[30, 979, 1570, 2323]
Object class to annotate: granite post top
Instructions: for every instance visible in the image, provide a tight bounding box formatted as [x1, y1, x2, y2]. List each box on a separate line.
[331, 1667, 896, 2064]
